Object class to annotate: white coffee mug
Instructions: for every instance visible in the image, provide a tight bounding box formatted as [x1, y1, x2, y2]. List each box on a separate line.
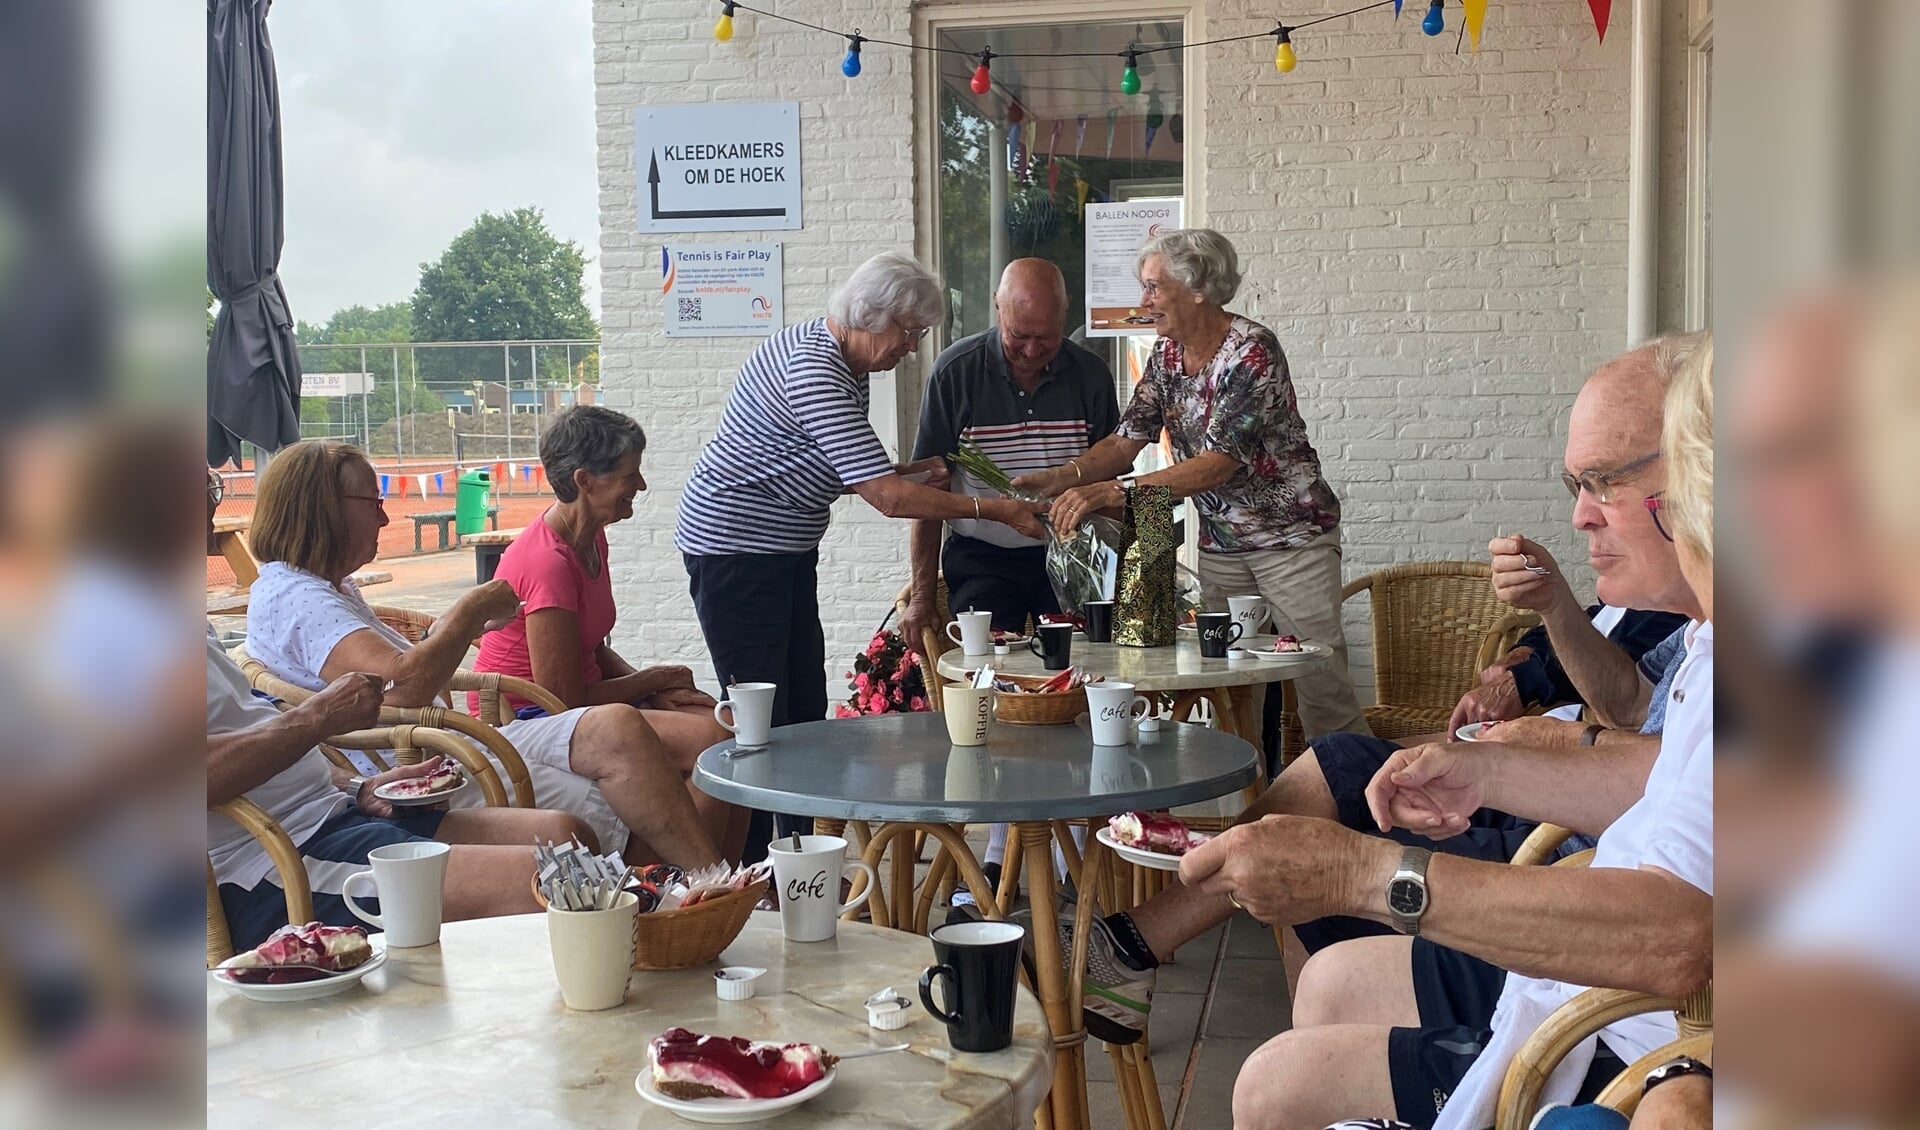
[944, 610, 994, 656]
[714, 681, 777, 748]
[343, 840, 451, 948]
[1227, 595, 1269, 635]
[1085, 681, 1152, 746]
[942, 683, 996, 747]
[546, 890, 639, 1011]
[767, 834, 877, 943]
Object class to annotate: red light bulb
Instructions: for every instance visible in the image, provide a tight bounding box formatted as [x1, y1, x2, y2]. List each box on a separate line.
[970, 63, 990, 94]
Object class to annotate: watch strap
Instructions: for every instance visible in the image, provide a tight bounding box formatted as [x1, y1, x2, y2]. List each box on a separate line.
[1579, 723, 1605, 747]
[1390, 846, 1433, 936]
[1642, 1055, 1711, 1096]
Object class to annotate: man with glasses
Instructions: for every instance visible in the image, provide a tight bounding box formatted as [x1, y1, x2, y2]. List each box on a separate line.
[899, 259, 1119, 650]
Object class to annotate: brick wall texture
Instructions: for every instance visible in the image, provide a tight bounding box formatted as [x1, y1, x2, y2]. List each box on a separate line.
[593, 0, 1647, 704]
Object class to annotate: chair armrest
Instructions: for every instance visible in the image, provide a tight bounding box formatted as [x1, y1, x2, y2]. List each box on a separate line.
[1476, 610, 1544, 673]
[1511, 823, 1579, 867]
[446, 670, 568, 719]
[1591, 1032, 1714, 1114]
[1495, 986, 1685, 1130]
[325, 725, 511, 808]
[208, 796, 312, 967]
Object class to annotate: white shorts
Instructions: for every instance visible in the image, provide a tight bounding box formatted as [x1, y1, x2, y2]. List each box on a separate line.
[448, 709, 629, 857]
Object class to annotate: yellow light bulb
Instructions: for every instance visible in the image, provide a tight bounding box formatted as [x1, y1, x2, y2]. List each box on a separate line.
[714, 12, 734, 41]
[1275, 39, 1297, 72]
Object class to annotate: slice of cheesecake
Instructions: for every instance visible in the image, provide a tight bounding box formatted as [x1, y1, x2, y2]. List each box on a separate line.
[384, 761, 464, 798]
[1108, 811, 1206, 856]
[224, 922, 372, 982]
[650, 1027, 836, 1100]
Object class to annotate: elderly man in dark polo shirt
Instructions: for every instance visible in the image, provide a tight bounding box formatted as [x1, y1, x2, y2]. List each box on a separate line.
[900, 259, 1120, 650]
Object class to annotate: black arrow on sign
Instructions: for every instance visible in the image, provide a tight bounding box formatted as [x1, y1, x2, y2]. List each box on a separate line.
[648, 152, 787, 221]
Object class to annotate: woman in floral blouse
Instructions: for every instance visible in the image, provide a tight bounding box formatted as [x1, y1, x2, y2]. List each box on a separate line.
[1017, 228, 1367, 739]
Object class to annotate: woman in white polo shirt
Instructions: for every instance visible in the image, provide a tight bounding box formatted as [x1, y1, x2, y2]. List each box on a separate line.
[675, 252, 1047, 817]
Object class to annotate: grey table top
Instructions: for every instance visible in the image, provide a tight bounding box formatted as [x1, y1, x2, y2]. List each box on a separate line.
[932, 632, 1330, 693]
[694, 712, 1259, 824]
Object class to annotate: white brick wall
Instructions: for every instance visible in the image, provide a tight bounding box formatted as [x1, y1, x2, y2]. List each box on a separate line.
[594, 0, 1649, 705]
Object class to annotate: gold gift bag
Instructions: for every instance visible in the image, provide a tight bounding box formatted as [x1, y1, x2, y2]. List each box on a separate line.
[1114, 483, 1177, 647]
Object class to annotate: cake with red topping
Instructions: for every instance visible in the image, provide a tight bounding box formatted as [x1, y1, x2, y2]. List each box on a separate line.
[1271, 635, 1304, 653]
[649, 1027, 836, 1100]
[384, 761, 464, 798]
[224, 922, 372, 983]
[1108, 811, 1209, 856]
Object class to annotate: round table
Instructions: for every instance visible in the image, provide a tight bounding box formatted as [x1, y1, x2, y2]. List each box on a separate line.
[208, 912, 1053, 1129]
[695, 712, 1259, 1130]
[935, 632, 1328, 758]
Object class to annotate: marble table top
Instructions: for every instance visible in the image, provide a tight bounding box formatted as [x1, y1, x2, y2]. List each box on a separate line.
[208, 912, 1052, 1129]
[694, 712, 1258, 824]
[934, 632, 1328, 692]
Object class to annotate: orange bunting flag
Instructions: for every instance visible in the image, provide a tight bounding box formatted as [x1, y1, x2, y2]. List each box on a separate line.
[391, 475, 406, 499]
[1461, 0, 1488, 51]
[493, 461, 507, 483]
[1586, 0, 1612, 43]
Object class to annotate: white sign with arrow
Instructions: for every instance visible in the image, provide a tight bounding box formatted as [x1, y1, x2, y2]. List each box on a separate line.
[634, 102, 803, 234]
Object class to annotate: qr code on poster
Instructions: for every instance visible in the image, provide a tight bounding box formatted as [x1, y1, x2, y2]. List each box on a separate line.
[678, 297, 702, 321]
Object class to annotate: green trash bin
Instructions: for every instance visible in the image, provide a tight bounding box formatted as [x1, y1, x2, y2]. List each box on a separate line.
[455, 469, 492, 537]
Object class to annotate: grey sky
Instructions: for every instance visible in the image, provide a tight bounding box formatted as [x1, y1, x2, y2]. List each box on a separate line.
[272, 0, 600, 325]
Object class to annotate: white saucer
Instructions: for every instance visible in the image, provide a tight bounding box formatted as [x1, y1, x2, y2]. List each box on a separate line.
[635, 1066, 836, 1124]
[1455, 722, 1490, 742]
[1246, 642, 1329, 663]
[211, 938, 388, 1002]
[374, 777, 470, 806]
[1095, 826, 1207, 873]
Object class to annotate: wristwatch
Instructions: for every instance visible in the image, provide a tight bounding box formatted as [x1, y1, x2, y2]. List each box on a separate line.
[1386, 846, 1433, 936]
[1642, 1055, 1711, 1096]
[346, 775, 371, 805]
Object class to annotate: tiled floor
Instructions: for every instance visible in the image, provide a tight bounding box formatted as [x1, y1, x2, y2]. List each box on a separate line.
[218, 551, 1294, 1128]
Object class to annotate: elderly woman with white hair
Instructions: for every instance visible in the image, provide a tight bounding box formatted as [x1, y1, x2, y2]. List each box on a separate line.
[676, 251, 1046, 763]
[1020, 228, 1367, 740]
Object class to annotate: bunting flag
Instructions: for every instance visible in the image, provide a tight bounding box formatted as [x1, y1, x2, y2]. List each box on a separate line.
[1144, 120, 1159, 155]
[1586, 0, 1612, 43]
[391, 475, 406, 499]
[433, 472, 446, 494]
[1104, 107, 1118, 158]
[1074, 113, 1087, 159]
[378, 474, 390, 497]
[1462, 0, 1488, 50]
[1046, 120, 1061, 194]
[1169, 112, 1185, 145]
[493, 461, 508, 484]
[533, 464, 547, 488]
[1074, 176, 1090, 218]
[1393, 0, 1402, 15]
[417, 475, 432, 499]
[1024, 119, 1038, 181]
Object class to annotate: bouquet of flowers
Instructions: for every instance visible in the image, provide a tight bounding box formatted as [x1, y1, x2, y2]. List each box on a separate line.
[833, 629, 932, 717]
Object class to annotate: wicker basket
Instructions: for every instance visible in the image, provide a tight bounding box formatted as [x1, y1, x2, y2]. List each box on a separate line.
[532, 877, 766, 971]
[991, 674, 1088, 726]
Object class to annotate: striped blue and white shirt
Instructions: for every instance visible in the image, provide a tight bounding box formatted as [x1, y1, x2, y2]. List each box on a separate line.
[676, 319, 895, 556]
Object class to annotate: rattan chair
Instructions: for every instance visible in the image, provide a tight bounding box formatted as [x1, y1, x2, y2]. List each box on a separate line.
[891, 578, 1039, 713]
[1344, 561, 1514, 741]
[207, 795, 310, 967]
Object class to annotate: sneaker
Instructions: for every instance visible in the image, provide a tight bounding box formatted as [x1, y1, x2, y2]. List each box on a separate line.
[951, 861, 1004, 908]
[1012, 909, 1154, 1045]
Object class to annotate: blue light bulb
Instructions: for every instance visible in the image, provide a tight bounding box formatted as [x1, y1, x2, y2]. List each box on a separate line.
[842, 42, 862, 77]
[1422, 0, 1444, 35]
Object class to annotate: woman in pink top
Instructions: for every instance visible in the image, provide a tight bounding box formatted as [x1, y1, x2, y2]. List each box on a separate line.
[475, 406, 746, 858]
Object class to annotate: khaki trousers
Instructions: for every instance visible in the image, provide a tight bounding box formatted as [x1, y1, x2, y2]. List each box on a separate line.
[1197, 529, 1370, 740]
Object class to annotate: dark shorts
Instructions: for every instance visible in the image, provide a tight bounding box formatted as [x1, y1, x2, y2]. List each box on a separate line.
[1294, 732, 1581, 955]
[943, 535, 1058, 634]
[1387, 939, 1626, 1128]
[217, 807, 445, 953]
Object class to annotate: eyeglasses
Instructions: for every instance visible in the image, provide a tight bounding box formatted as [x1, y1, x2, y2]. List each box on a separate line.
[895, 324, 930, 345]
[342, 492, 387, 512]
[1559, 451, 1661, 504]
[207, 468, 224, 508]
[1645, 493, 1673, 542]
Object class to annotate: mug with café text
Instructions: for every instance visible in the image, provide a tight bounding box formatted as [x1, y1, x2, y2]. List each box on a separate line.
[1085, 681, 1152, 746]
[766, 835, 876, 943]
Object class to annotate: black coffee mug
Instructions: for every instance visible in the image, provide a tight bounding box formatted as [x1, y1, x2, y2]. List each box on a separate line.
[1196, 612, 1244, 658]
[1027, 623, 1074, 671]
[919, 920, 1025, 1052]
[1083, 601, 1116, 644]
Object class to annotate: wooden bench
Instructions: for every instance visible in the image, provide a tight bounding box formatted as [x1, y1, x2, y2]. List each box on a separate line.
[211, 514, 259, 588]
[466, 527, 523, 584]
[412, 507, 500, 552]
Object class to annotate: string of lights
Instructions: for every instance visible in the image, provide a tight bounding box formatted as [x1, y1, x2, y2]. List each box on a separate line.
[709, 0, 1465, 88]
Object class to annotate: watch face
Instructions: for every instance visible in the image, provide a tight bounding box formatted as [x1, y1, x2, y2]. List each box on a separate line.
[1387, 878, 1427, 917]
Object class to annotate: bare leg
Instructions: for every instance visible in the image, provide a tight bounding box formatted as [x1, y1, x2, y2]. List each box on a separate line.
[435, 806, 596, 851]
[1130, 747, 1342, 960]
[1232, 1025, 1401, 1130]
[1292, 936, 1419, 1028]
[439, 845, 548, 920]
[568, 705, 723, 868]
[640, 706, 750, 861]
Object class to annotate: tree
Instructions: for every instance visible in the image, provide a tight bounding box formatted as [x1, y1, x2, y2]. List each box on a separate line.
[295, 301, 442, 438]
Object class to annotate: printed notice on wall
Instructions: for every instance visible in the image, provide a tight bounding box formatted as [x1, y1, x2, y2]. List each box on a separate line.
[661, 244, 783, 338]
[635, 103, 803, 233]
[1084, 199, 1184, 337]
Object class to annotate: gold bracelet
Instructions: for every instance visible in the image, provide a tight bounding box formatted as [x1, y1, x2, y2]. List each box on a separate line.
[1070, 460, 1084, 482]
[972, 497, 981, 520]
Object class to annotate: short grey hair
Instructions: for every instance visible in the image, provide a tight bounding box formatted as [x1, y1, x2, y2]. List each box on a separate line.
[1137, 228, 1243, 307]
[540, 405, 646, 503]
[827, 251, 945, 334]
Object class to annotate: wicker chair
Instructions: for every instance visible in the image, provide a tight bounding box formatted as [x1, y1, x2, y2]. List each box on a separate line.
[891, 578, 1039, 713]
[234, 648, 546, 808]
[207, 796, 311, 967]
[1345, 561, 1514, 741]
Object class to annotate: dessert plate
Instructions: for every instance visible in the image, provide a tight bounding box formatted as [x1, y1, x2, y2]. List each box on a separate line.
[374, 777, 469, 806]
[1455, 721, 1491, 742]
[1095, 826, 1207, 873]
[211, 938, 387, 1002]
[634, 1067, 837, 1124]
[1246, 641, 1329, 663]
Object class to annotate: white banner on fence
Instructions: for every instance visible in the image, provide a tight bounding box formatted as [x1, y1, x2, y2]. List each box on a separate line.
[661, 244, 783, 338]
[304, 371, 373, 396]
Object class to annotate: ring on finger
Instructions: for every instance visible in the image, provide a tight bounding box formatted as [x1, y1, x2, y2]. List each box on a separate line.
[1227, 892, 1245, 911]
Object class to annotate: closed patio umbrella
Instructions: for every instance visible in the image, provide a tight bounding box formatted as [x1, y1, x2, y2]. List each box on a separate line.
[207, 0, 301, 466]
